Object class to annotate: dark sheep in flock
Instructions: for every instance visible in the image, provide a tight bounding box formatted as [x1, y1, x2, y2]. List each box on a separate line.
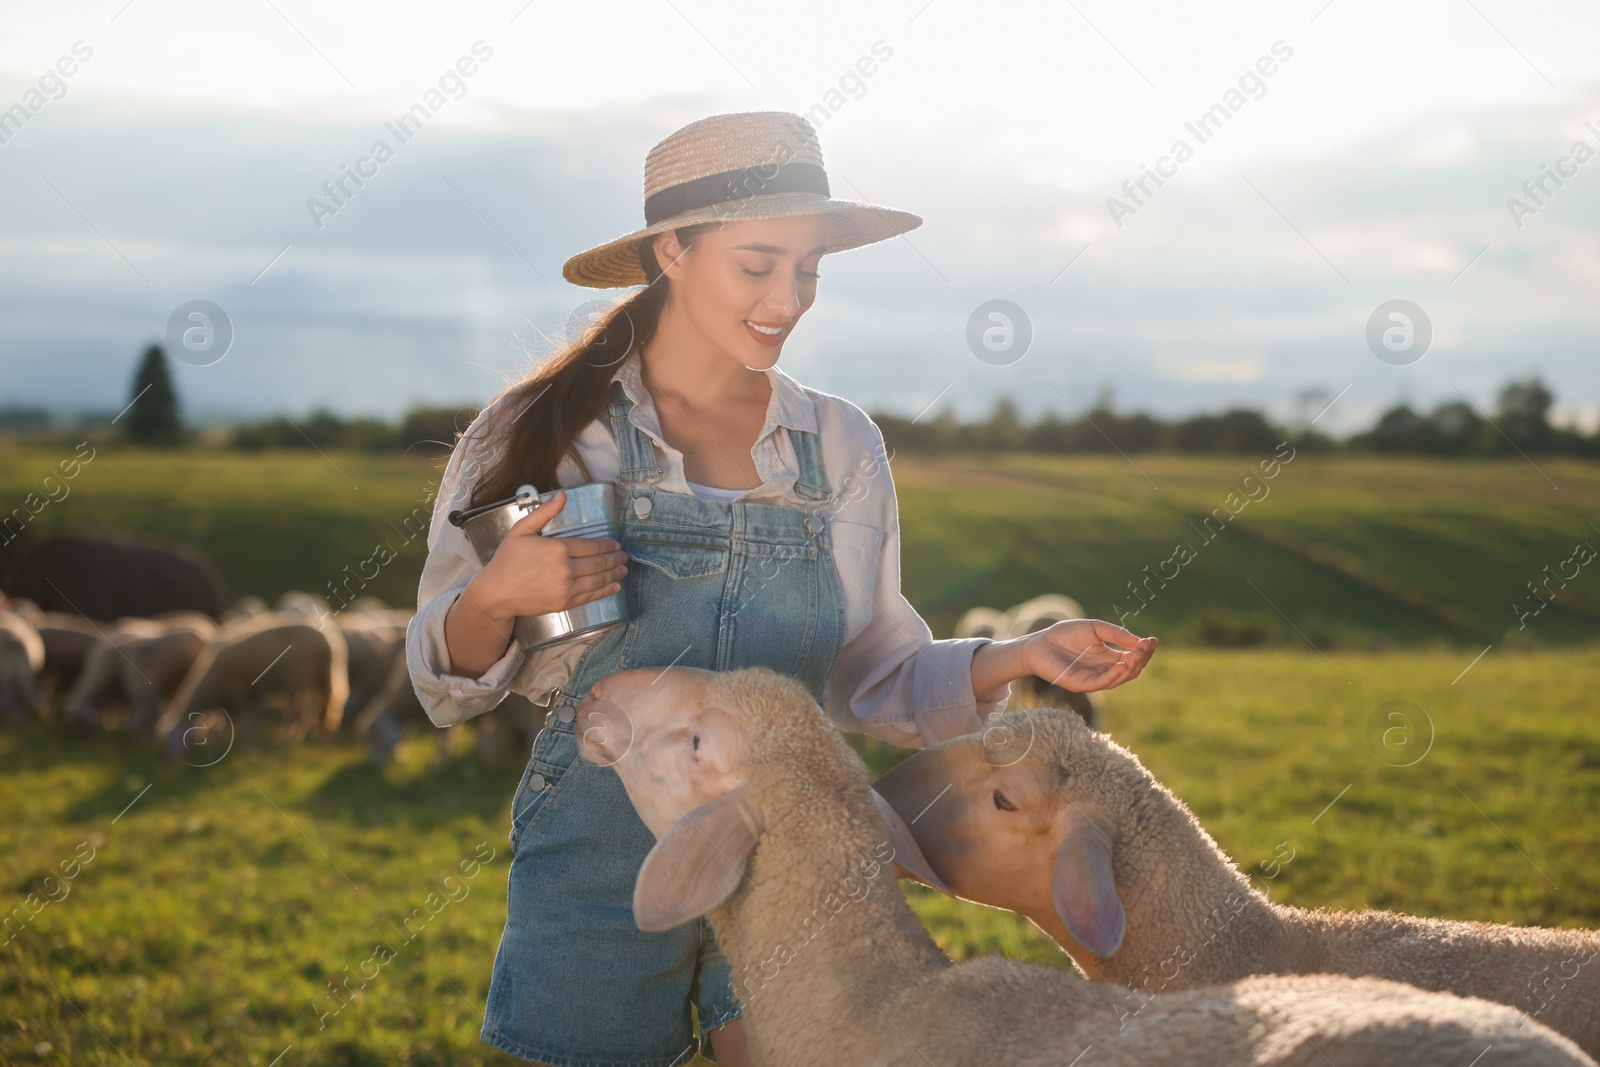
[6, 531, 227, 621]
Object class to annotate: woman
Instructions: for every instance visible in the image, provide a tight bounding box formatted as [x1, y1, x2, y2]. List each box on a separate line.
[407, 110, 1157, 1067]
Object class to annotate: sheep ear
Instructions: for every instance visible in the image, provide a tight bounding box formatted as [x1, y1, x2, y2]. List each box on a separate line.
[1052, 810, 1126, 957]
[870, 787, 950, 893]
[634, 788, 762, 932]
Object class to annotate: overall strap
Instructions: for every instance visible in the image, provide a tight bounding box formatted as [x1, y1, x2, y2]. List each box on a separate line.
[605, 379, 662, 486]
[787, 427, 832, 504]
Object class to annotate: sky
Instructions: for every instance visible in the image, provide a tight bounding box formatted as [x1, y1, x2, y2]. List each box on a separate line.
[1, 0, 1598, 434]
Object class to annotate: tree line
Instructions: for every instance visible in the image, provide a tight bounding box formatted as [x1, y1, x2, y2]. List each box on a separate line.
[874, 378, 1595, 457]
[7, 345, 1593, 458]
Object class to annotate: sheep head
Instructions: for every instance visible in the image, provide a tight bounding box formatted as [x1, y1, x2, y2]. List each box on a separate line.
[874, 707, 1134, 959]
[577, 664, 947, 932]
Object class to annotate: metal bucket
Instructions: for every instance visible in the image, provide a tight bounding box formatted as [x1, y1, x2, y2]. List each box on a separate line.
[448, 482, 629, 652]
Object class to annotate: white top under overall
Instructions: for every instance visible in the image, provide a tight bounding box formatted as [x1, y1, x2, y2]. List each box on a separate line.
[683, 479, 745, 502]
[405, 350, 1006, 749]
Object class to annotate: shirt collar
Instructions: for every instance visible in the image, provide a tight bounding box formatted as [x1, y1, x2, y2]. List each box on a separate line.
[612, 350, 819, 438]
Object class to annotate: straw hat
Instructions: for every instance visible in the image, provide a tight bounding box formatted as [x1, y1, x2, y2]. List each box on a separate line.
[561, 110, 923, 288]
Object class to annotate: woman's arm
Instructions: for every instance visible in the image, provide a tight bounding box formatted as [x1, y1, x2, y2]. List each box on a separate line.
[820, 423, 1012, 748]
[407, 417, 528, 727]
[821, 420, 1155, 748]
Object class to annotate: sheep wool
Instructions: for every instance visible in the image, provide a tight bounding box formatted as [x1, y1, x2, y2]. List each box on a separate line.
[614, 668, 1595, 1067]
[890, 707, 1600, 1060]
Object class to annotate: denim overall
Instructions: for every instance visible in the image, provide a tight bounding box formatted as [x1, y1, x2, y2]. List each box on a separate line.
[481, 379, 850, 1067]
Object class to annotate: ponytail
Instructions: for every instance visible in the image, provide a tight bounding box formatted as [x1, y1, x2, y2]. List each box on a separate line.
[465, 223, 717, 506]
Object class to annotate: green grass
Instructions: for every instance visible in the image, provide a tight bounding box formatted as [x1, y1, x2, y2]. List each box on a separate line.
[889, 451, 1600, 647]
[4, 649, 1595, 1065]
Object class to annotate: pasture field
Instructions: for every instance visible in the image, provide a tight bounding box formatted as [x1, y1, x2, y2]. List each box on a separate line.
[3, 648, 1597, 1065]
[1, 446, 1596, 1063]
[2, 446, 1599, 648]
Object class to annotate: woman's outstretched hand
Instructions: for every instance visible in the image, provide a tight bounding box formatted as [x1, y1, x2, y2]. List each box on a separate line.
[1017, 619, 1157, 694]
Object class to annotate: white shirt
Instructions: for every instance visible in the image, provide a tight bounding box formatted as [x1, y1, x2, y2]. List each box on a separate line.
[405, 350, 1006, 749]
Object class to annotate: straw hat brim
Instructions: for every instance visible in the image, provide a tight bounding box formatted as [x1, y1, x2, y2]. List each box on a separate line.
[561, 191, 922, 289]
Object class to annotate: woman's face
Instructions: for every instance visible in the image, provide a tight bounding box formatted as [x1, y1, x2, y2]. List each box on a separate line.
[650, 213, 830, 372]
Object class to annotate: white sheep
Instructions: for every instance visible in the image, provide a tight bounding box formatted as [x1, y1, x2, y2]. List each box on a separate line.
[156, 616, 349, 759]
[0, 610, 46, 725]
[334, 611, 407, 723]
[873, 706, 1600, 1058]
[953, 606, 1007, 640]
[117, 614, 218, 735]
[575, 666, 1595, 1067]
[63, 617, 168, 729]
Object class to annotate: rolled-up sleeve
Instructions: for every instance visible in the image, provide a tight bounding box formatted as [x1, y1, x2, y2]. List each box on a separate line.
[821, 424, 1010, 749]
[406, 412, 524, 727]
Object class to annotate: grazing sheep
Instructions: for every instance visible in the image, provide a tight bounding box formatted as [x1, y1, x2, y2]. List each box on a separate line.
[117, 615, 218, 736]
[0, 610, 46, 725]
[7, 597, 47, 627]
[32, 611, 102, 696]
[1000, 595, 1097, 727]
[354, 650, 442, 766]
[953, 606, 1007, 640]
[354, 651, 536, 767]
[575, 666, 1594, 1067]
[874, 707, 1600, 1057]
[334, 612, 407, 723]
[157, 618, 348, 759]
[63, 618, 167, 729]
[220, 595, 270, 625]
[275, 590, 332, 622]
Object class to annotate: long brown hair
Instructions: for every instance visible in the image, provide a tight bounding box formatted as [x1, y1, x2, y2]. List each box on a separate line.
[465, 223, 718, 506]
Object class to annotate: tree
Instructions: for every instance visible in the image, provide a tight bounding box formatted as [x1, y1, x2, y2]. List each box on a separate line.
[1495, 376, 1555, 451]
[125, 344, 183, 445]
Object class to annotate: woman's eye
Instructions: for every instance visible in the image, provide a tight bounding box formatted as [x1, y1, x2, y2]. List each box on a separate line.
[992, 789, 1017, 812]
[740, 268, 822, 279]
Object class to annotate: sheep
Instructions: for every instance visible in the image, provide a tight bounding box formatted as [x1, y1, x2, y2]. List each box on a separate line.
[0, 610, 46, 725]
[31, 611, 102, 697]
[574, 665, 1595, 1067]
[117, 615, 218, 736]
[1000, 595, 1098, 727]
[63, 617, 168, 730]
[354, 651, 537, 767]
[334, 612, 407, 723]
[953, 606, 1007, 640]
[353, 649, 444, 766]
[220, 595, 270, 625]
[156, 617, 349, 759]
[873, 706, 1600, 1058]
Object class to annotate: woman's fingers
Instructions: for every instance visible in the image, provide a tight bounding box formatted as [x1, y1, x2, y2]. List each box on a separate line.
[1089, 619, 1145, 649]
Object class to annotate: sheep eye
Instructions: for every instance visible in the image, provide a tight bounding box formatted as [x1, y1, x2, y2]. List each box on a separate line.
[992, 789, 1017, 812]
[692, 734, 701, 752]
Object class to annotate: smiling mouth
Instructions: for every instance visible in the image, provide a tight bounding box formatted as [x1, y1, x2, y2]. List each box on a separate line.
[746, 321, 787, 336]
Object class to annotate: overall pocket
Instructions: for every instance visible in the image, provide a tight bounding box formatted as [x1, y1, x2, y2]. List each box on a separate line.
[508, 725, 578, 851]
[616, 532, 729, 670]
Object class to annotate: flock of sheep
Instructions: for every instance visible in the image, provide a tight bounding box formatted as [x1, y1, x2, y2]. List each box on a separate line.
[0, 591, 534, 765]
[576, 662, 1598, 1066]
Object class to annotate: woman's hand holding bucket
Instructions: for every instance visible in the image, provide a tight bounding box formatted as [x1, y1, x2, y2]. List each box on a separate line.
[445, 490, 629, 677]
